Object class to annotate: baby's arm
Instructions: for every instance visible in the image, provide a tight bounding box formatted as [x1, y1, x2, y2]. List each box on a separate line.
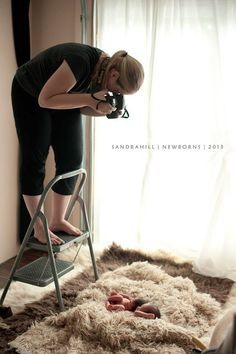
[134, 310, 155, 319]
[119, 293, 133, 301]
[110, 290, 118, 296]
[108, 290, 133, 301]
[107, 294, 123, 302]
[105, 300, 125, 311]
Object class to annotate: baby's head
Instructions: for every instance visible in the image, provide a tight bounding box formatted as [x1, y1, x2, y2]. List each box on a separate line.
[131, 298, 147, 311]
[129, 298, 161, 318]
[137, 303, 161, 319]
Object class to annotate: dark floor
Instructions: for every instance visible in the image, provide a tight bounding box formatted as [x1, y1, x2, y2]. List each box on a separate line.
[0, 249, 46, 289]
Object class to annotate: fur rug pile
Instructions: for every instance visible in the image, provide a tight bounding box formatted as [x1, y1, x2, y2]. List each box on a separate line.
[9, 260, 222, 352]
[0, 243, 234, 353]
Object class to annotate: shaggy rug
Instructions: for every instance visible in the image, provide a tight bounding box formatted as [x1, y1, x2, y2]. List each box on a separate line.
[0, 243, 234, 354]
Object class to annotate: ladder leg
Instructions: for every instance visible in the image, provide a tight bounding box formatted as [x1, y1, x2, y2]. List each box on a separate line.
[38, 211, 64, 312]
[0, 215, 38, 306]
[87, 236, 99, 281]
[78, 197, 99, 281]
[64, 171, 98, 280]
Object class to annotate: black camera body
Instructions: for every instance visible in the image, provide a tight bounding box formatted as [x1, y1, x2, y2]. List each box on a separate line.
[105, 92, 129, 119]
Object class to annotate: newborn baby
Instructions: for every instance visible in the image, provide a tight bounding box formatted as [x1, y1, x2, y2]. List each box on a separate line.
[105, 290, 161, 319]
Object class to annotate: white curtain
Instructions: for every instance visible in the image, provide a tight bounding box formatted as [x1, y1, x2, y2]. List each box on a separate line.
[92, 0, 236, 280]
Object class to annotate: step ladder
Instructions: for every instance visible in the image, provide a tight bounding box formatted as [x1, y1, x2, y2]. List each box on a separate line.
[0, 168, 99, 311]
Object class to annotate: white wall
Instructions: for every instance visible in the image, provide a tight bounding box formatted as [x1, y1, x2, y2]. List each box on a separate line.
[0, 0, 19, 263]
[30, 0, 81, 53]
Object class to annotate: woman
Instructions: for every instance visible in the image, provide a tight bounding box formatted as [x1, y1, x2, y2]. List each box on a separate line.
[11, 42, 144, 245]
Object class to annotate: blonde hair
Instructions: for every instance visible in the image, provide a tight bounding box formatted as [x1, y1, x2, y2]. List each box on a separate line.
[104, 50, 144, 93]
[91, 51, 144, 93]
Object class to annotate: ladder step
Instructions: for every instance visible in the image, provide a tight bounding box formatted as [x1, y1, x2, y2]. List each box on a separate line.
[13, 256, 74, 287]
[27, 231, 89, 253]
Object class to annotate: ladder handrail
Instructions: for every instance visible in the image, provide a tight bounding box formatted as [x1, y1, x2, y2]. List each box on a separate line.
[35, 168, 87, 216]
[65, 169, 87, 220]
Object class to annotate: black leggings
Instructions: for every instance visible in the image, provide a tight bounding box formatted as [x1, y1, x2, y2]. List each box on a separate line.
[11, 77, 83, 195]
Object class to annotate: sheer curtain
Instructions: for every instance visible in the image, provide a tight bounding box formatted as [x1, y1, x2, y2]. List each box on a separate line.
[92, 0, 236, 280]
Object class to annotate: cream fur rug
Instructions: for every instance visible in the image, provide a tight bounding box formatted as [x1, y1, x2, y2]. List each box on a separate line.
[10, 261, 221, 354]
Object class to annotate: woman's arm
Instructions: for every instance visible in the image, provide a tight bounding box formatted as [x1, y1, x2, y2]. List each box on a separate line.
[38, 60, 112, 114]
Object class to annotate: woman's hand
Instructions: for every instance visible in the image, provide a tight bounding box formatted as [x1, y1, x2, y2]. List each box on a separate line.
[90, 90, 116, 115]
[96, 101, 116, 115]
[91, 89, 108, 101]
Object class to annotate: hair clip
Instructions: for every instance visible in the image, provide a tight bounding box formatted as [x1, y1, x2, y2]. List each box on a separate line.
[122, 52, 128, 57]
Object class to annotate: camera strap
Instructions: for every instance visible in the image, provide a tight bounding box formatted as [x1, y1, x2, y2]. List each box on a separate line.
[122, 108, 129, 118]
[91, 92, 106, 110]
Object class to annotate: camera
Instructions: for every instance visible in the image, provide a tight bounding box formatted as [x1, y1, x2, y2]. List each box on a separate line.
[105, 92, 129, 119]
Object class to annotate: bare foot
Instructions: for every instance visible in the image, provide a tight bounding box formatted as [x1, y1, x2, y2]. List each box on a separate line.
[34, 228, 64, 245]
[50, 220, 83, 236]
